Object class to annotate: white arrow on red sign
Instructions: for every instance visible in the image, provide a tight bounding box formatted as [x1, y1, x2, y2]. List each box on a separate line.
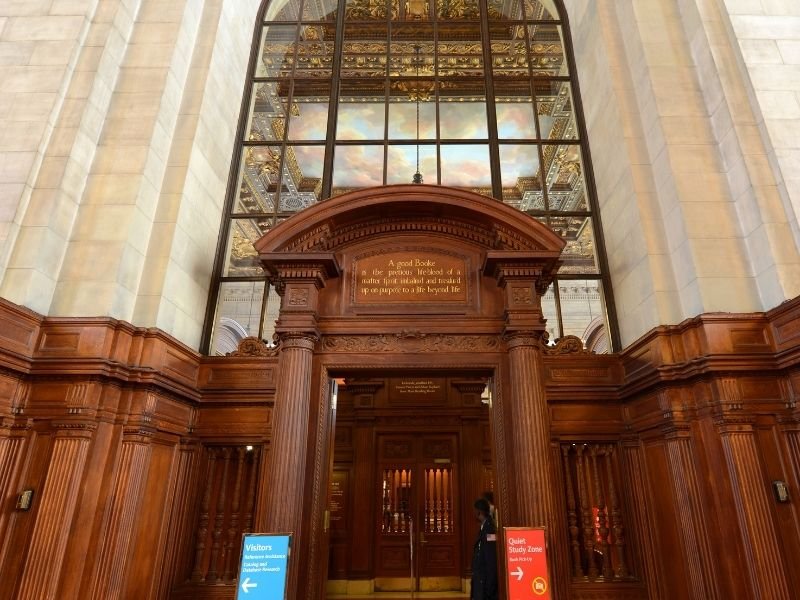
[512, 566, 524, 581]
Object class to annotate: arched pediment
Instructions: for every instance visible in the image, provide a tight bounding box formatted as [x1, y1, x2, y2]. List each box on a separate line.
[253, 185, 566, 256]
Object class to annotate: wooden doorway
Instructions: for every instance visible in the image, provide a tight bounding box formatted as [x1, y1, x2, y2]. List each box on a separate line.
[376, 433, 460, 591]
[325, 373, 492, 598]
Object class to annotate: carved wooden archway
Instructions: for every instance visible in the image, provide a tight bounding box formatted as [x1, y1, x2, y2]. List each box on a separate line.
[254, 184, 566, 598]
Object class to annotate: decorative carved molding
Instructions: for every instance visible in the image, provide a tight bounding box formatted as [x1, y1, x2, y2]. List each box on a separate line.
[279, 333, 318, 351]
[227, 337, 280, 357]
[715, 377, 742, 411]
[345, 379, 385, 395]
[65, 382, 92, 414]
[283, 215, 540, 253]
[288, 288, 309, 306]
[504, 332, 544, 350]
[10, 382, 30, 415]
[52, 420, 99, 433]
[541, 334, 591, 355]
[321, 333, 503, 353]
[511, 285, 533, 305]
[452, 380, 488, 394]
[270, 263, 333, 282]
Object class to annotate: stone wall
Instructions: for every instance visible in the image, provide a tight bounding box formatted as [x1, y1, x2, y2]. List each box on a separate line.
[0, 0, 257, 349]
[566, 0, 800, 346]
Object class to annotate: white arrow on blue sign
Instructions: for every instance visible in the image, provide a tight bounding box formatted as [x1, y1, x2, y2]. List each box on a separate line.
[235, 533, 291, 600]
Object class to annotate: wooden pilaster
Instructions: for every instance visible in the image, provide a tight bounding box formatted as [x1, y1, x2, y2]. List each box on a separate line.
[663, 428, 720, 599]
[718, 419, 791, 599]
[256, 254, 339, 598]
[88, 427, 153, 599]
[17, 423, 96, 599]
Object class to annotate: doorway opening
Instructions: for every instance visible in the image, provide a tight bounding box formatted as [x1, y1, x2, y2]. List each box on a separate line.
[325, 371, 494, 599]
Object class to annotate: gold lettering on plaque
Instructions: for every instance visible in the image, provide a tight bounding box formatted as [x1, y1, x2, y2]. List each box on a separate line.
[354, 252, 467, 303]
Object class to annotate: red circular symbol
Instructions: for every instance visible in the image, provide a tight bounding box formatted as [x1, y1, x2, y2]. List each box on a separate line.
[532, 576, 548, 596]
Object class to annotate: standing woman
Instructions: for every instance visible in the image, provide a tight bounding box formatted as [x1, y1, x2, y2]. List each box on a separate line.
[471, 498, 498, 600]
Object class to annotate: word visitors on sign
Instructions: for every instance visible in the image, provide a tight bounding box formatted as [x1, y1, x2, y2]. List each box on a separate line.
[235, 533, 291, 600]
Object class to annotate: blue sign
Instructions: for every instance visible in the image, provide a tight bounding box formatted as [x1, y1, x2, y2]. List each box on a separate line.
[235, 533, 291, 600]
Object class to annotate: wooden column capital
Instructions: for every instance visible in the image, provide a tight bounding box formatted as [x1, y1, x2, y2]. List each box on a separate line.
[277, 331, 319, 351]
[503, 331, 546, 349]
[262, 254, 340, 343]
[483, 251, 560, 337]
[261, 253, 340, 295]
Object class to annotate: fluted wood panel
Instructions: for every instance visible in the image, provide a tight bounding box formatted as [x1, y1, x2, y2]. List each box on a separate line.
[88, 437, 152, 599]
[506, 340, 570, 598]
[506, 341, 556, 526]
[0, 434, 26, 560]
[665, 435, 719, 600]
[17, 429, 93, 600]
[150, 441, 195, 600]
[721, 428, 791, 599]
[260, 340, 314, 595]
[621, 440, 661, 596]
[786, 428, 800, 487]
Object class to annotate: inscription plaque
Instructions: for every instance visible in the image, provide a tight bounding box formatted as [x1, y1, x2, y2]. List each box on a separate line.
[328, 470, 348, 529]
[354, 251, 467, 304]
[388, 377, 446, 404]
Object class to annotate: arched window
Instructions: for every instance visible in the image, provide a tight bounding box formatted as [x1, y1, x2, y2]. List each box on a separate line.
[201, 0, 618, 354]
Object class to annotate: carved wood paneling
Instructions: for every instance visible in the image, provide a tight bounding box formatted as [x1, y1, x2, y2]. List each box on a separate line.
[88, 435, 152, 599]
[664, 433, 720, 599]
[560, 443, 632, 582]
[619, 439, 661, 596]
[154, 440, 200, 600]
[17, 426, 95, 600]
[719, 425, 791, 599]
[506, 343, 555, 527]
[3, 275, 800, 600]
[321, 333, 503, 353]
[186, 445, 260, 585]
[0, 430, 28, 573]
[257, 329, 319, 597]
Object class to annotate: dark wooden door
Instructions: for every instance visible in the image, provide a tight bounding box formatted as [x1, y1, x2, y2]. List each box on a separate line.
[375, 433, 461, 592]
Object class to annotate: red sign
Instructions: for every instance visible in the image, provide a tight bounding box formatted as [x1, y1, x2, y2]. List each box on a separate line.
[504, 527, 551, 600]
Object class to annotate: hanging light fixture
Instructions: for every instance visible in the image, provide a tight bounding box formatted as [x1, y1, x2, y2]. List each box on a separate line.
[412, 44, 423, 184]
